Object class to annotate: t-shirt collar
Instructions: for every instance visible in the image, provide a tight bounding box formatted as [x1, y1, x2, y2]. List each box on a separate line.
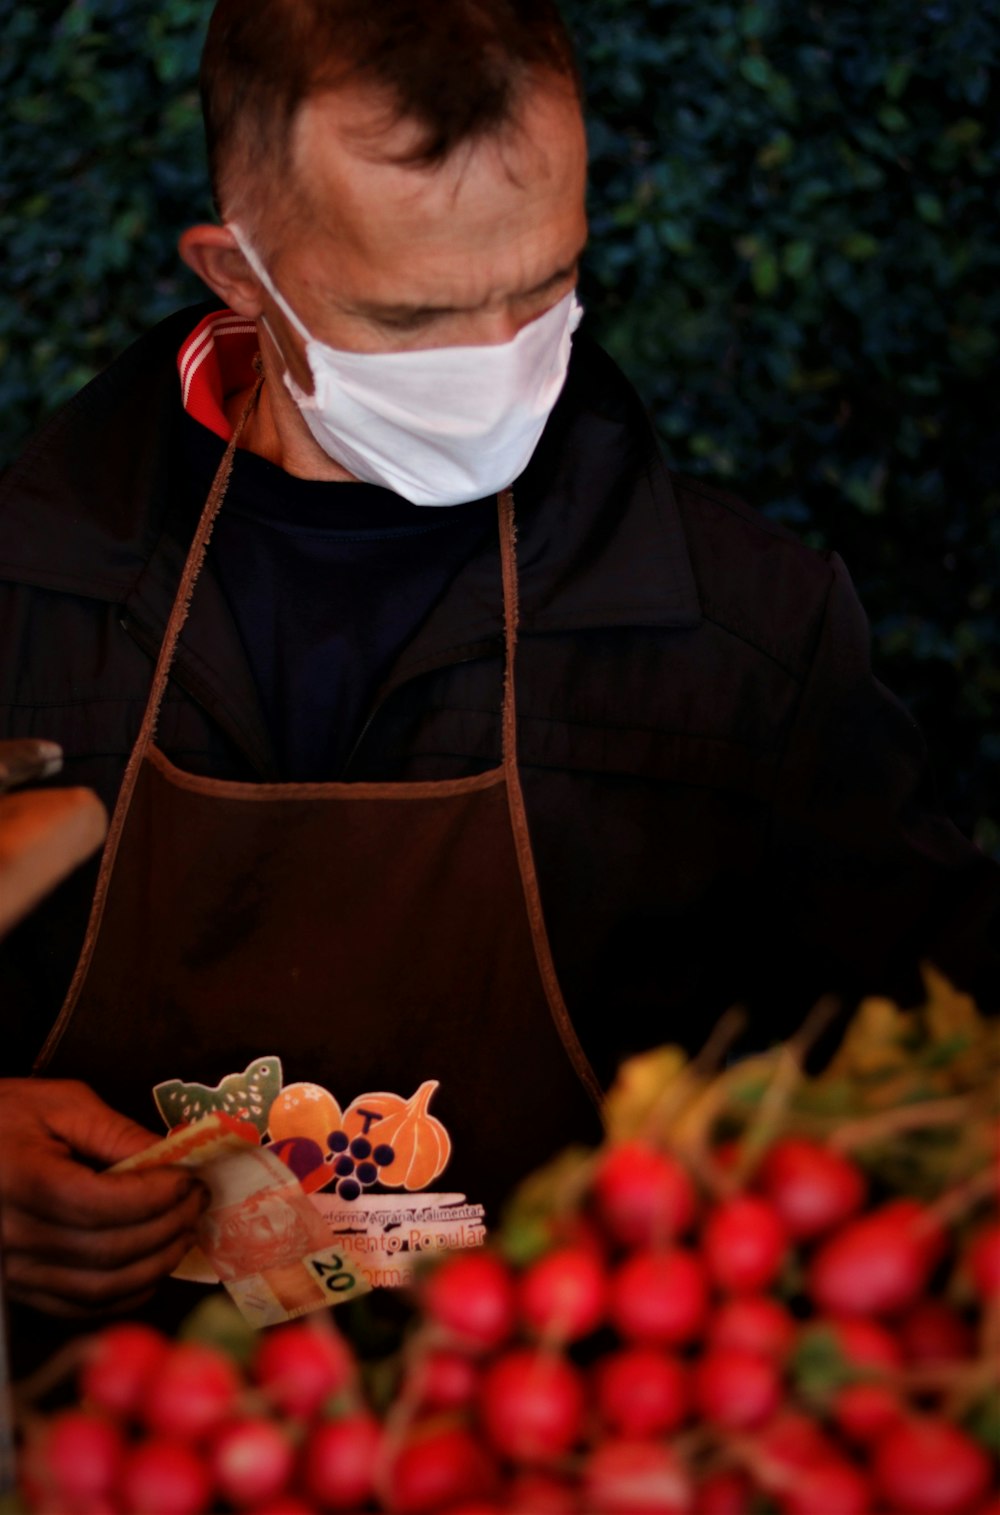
[177, 308, 259, 441]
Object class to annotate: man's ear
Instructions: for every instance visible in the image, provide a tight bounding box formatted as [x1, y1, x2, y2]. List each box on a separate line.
[179, 225, 263, 316]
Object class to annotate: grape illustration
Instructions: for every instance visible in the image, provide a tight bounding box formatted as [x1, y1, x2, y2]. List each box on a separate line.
[323, 1131, 397, 1199]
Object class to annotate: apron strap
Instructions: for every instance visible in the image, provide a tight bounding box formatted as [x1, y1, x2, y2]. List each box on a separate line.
[497, 487, 519, 773]
[136, 375, 266, 756]
[496, 490, 606, 1112]
[40, 377, 264, 1059]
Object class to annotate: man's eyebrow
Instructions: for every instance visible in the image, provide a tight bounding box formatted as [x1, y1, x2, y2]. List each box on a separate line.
[349, 242, 588, 322]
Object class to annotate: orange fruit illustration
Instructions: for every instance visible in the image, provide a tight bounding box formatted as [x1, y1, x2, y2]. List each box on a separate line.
[267, 1083, 343, 1193]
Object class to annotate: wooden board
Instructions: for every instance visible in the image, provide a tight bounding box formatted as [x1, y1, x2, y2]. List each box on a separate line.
[0, 788, 108, 938]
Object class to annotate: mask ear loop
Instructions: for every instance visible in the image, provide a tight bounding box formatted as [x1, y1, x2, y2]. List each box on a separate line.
[228, 223, 314, 345]
[228, 223, 320, 404]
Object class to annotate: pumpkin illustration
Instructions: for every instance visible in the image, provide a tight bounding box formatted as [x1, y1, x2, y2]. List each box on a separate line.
[341, 1081, 452, 1191]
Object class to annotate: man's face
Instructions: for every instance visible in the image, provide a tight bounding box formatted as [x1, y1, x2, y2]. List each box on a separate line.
[252, 75, 588, 388]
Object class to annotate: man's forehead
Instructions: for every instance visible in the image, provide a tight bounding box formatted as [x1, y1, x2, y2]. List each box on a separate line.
[258, 77, 587, 317]
[292, 79, 448, 170]
[286, 76, 587, 236]
[293, 79, 444, 172]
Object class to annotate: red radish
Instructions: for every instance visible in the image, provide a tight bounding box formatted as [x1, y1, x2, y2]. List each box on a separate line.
[706, 1295, 796, 1359]
[245, 1502, 317, 1515]
[890, 1197, 948, 1270]
[580, 1437, 693, 1513]
[421, 1250, 517, 1352]
[385, 1424, 497, 1514]
[610, 1248, 709, 1346]
[702, 1195, 787, 1294]
[210, 1417, 295, 1509]
[253, 1321, 354, 1418]
[301, 1412, 381, 1510]
[408, 1347, 480, 1412]
[757, 1138, 866, 1240]
[898, 1299, 975, 1364]
[808, 1201, 934, 1316]
[479, 1348, 585, 1464]
[757, 1411, 839, 1472]
[519, 1245, 608, 1342]
[506, 1470, 578, 1511]
[965, 1220, 1000, 1301]
[80, 1323, 170, 1420]
[815, 1313, 904, 1371]
[142, 1341, 240, 1441]
[832, 1381, 905, 1445]
[692, 1348, 782, 1429]
[245, 1501, 317, 1515]
[874, 1417, 993, 1513]
[693, 1466, 751, 1515]
[779, 1457, 872, 1515]
[119, 1438, 213, 1515]
[25, 1409, 124, 1510]
[593, 1346, 690, 1436]
[697, 1468, 753, 1514]
[591, 1140, 697, 1248]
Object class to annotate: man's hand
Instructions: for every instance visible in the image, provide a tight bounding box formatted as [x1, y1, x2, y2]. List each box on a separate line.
[0, 1079, 209, 1318]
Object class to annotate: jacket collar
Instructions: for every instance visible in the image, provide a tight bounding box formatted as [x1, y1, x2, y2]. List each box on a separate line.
[0, 306, 281, 774]
[386, 334, 701, 692]
[0, 303, 700, 772]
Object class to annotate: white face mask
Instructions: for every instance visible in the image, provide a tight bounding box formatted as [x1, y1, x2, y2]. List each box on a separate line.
[229, 224, 582, 507]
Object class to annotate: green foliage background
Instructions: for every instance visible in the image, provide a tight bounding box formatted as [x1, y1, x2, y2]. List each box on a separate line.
[2, 0, 997, 852]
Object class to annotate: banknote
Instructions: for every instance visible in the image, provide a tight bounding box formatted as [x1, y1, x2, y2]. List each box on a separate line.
[113, 1114, 369, 1326]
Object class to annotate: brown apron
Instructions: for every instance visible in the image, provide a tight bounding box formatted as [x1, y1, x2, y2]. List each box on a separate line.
[35, 383, 604, 1249]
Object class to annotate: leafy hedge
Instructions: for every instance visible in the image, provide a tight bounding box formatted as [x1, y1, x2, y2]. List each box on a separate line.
[2, 0, 997, 852]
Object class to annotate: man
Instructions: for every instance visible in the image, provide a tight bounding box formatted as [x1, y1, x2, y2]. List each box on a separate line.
[0, 0, 997, 1343]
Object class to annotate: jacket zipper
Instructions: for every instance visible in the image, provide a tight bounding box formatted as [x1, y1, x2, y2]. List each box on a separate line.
[338, 635, 504, 779]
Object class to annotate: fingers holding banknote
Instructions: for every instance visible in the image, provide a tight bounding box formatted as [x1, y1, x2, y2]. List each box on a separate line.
[0, 1078, 209, 1317]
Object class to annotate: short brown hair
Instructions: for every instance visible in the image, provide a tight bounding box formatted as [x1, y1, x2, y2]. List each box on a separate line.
[201, 0, 580, 222]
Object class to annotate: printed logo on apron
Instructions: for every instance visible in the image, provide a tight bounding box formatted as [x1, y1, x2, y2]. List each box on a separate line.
[153, 1057, 487, 1288]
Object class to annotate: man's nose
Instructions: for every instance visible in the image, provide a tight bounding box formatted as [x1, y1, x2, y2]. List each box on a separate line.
[464, 305, 529, 346]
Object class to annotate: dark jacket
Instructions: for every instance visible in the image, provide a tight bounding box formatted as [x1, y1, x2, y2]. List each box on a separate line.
[1, 305, 997, 1081]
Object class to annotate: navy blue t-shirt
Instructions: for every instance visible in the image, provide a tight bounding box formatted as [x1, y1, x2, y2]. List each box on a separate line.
[183, 416, 496, 780]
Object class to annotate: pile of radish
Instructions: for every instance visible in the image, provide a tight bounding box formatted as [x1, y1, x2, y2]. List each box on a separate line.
[386, 1132, 998, 1513]
[15, 975, 1000, 1513]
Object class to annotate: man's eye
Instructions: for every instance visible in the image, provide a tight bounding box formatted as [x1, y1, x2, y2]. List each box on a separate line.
[379, 312, 437, 333]
[523, 272, 577, 312]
